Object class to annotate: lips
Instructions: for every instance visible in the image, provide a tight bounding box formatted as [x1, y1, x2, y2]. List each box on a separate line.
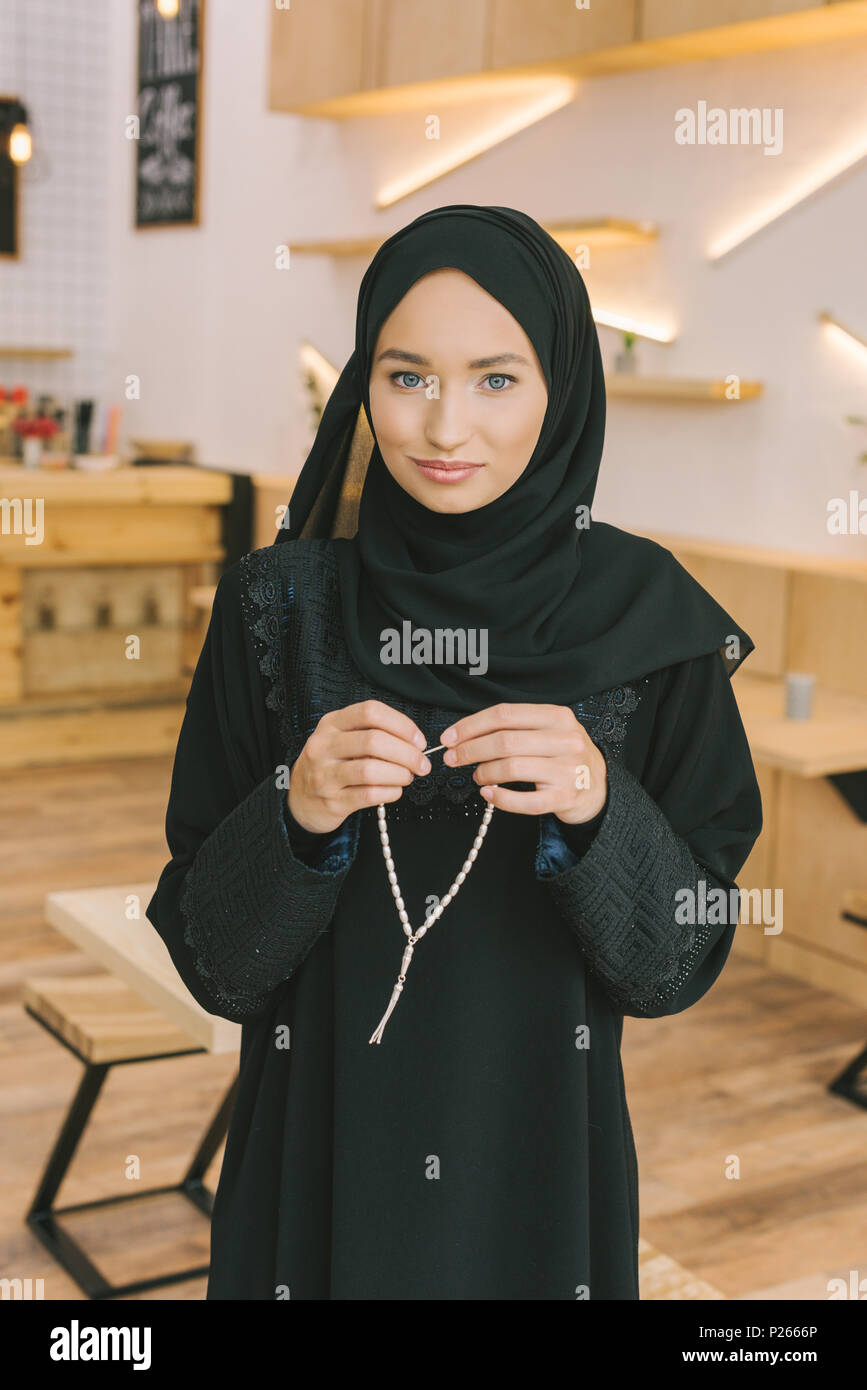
[411, 457, 484, 484]
[413, 458, 481, 470]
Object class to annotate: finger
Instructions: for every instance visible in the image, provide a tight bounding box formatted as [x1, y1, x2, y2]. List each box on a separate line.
[448, 729, 571, 767]
[337, 698, 426, 750]
[473, 757, 559, 786]
[478, 784, 559, 815]
[343, 784, 404, 809]
[441, 703, 569, 748]
[333, 727, 430, 775]
[339, 758, 417, 788]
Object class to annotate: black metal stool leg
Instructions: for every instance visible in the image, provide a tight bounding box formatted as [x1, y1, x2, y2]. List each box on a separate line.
[23, 1000, 240, 1298]
[27, 1061, 109, 1219]
[181, 1075, 239, 1215]
[828, 1041, 867, 1111]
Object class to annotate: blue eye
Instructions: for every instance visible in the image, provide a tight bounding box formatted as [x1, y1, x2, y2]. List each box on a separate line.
[388, 370, 517, 391]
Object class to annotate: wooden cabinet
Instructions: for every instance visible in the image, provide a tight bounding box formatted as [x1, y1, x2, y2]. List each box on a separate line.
[267, 0, 851, 115]
[372, 0, 490, 88]
[268, 0, 367, 111]
[641, 0, 818, 42]
[488, 0, 635, 69]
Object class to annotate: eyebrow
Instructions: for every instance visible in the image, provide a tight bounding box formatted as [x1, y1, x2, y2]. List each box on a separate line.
[374, 349, 532, 369]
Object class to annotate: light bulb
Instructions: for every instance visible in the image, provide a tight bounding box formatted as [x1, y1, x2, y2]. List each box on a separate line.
[156, 0, 180, 16]
[9, 122, 32, 164]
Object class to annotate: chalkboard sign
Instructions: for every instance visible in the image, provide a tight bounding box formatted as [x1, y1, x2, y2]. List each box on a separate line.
[135, 0, 204, 228]
[0, 98, 19, 258]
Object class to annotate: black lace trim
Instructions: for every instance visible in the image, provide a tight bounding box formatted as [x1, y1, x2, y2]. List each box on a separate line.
[239, 542, 644, 823]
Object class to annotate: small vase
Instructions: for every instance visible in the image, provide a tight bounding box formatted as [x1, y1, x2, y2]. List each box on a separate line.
[23, 436, 42, 468]
[614, 349, 638, 375]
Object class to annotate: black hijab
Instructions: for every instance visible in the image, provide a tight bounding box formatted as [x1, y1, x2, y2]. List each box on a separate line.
[276, 204, 754, 711]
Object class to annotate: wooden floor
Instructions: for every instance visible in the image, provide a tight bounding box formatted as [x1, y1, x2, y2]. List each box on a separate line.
[2, 756, 866, 1301]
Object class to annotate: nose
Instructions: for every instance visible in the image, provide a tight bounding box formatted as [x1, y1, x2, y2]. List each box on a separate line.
[423, 384, 473, 454]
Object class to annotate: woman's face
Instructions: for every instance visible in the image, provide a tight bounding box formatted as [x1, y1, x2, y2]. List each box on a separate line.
[368, 268, 549, 513]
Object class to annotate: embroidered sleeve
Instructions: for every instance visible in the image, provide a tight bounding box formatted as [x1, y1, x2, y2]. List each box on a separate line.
[146, 554, 362, 1026]
[536, 791, 609, 870]
[282, 790, 356, 869]
[180, 773, 359, 1021]
[535, 755, 740, 1017]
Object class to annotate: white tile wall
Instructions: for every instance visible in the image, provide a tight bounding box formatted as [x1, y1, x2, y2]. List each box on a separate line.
[0, 0, 111, 416]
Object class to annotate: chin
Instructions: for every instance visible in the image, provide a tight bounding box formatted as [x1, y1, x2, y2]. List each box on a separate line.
[410, 481, 493, 513]
[390, 467, 488, 511]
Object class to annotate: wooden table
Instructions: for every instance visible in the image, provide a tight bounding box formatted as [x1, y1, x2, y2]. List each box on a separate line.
[730, 674, 867, 1010]
[44, 883, 241, 1055]
[733, 673, 867, 776]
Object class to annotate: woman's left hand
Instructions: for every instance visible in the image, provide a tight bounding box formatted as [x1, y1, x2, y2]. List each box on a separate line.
[439, 703, 607, 824]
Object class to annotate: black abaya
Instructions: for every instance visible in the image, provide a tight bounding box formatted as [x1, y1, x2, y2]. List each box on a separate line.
[146, 538, 762, 1300]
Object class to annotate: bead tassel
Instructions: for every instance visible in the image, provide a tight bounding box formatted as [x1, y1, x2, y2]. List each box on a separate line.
[369, 747, 494, 1044]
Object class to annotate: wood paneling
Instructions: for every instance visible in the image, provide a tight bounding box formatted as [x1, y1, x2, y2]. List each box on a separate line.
[0, 565, 22, 703]
[773, 770, 867, 965]
[0, 698, 186, 769]
[732, 760, 778, 964]
[788, 572, 867, 701]
[665, 549, 788, 678]
[268, 0, 366, 109]
[24, 629, 184, 697]
[271, 1, 867, 117]
[20, 566, 186, 697]
[0, 505, 223, 567]
[0, 463, 232, 507]
[489, 0, 636, 68]
[373, 0, 490, 87]
[641, 0, 818, 42]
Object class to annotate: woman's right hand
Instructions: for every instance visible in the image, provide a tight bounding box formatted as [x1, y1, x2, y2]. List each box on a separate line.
[286, 699, 431, 834]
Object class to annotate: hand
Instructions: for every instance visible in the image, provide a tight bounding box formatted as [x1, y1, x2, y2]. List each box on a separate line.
[287, 699, 430, 834]
[440, 703, 607, 824]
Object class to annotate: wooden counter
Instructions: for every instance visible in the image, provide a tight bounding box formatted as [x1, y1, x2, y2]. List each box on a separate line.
[0, 463, 232, 766]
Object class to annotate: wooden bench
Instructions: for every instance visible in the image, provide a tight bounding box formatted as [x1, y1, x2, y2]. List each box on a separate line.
[23, 974, 238, 1300]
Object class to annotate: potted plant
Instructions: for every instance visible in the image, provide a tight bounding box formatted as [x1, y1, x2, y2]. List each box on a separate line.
[13, 411, 60, 467]
[614, 331, 638, 375]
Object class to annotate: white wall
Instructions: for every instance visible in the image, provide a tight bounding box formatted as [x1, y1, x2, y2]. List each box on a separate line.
[13, 0, 867, 556]
[0, 0, 111, 405]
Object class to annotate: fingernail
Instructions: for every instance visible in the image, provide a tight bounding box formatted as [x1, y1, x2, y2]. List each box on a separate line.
[441, 727, 456, 744]
[419, 757, 431, 773]
[443, 749, 456, 764]
[414, 731, 426, 748]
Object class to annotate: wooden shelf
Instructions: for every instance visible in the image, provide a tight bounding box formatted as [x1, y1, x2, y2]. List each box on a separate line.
[606, 375, 763, 401]
[290, 218, 658, 259]
[0, 347, 74, 360]
[282, 4, 867, 118]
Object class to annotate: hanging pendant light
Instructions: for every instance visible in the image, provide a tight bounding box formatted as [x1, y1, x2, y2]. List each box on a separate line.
[8, 105, 32, 164]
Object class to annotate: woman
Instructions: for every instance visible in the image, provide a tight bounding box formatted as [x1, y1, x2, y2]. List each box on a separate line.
[147, 204, 762, 1301]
